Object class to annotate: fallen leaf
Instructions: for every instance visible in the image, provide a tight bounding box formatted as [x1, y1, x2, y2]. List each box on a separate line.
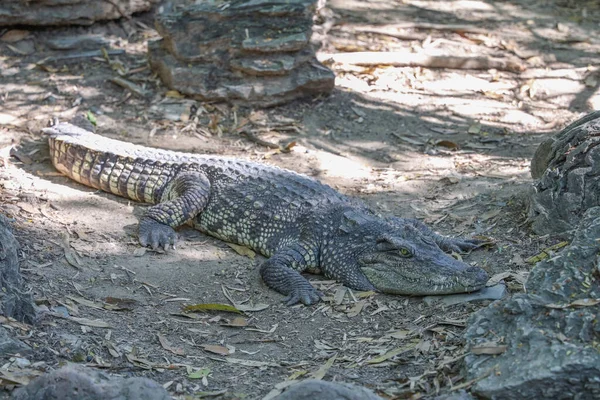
[333, 287, 346, 305]
[1, 30, 30, 43]
[202, 344, 230, 356]
[221, 317, 248, 327]
[166, 90, 184, 98]
[584, 75, 598, 88]
[525, 241, 569, 264]
[479, 209, 501, 222]
[158, 334, 185, 356]
[225, 358, 279, 367]
[184, 303, 242, 314]
[309, 353, 337, 380]
[468, 123, 481, 134]
[67, 296, 103, 310]
[545, 298, 600, 309]
[471, 342, 508, 355]
[347, 300, 366, 317]
[435, 139, 459, 149]
[188, 368, 211, 379]
[226, 243, 256, 259]
[366, 342, 417, 364]
[69, 317, 112, 328]
[133, 247, 147, 257]
[246, 323, 278, 334]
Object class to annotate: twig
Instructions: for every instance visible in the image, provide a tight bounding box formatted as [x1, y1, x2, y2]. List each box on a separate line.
[38, 49, 125, 63]
[339, 22, 488, 35]
[318, 51, 525, 72]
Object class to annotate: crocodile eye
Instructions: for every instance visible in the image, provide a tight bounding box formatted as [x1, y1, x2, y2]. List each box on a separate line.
[399, 248, 412, 257]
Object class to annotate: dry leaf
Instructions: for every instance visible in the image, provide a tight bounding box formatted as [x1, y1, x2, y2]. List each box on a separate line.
[333, 287, 346, 305]
[165, 90, 184, 98]
[158, 334, 185, 356]
[471, 342, 508, 355]
[69, 317, 112, 328]
[183, 303, 242, 314]
[226, 243, 256, 259]
[222, 317, 248, 327]
[435, 139, 459, 149]
[347, 300, 366, 317]
[1, 30, 30, 43]
[202, 344, 230, 356]
[584, 75, 598, 88]
[545, 298, 600, 309]
[468, 123, 481, 134]
[309, 353, 337, 380]
[225, 358, 279, 367]
[366, 342, 417, 364]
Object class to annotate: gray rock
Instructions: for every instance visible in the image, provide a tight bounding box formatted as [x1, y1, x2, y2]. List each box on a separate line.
[149, 0, 334, 107]
[0, 214, 36, 324]
[46, 35, 110, 51]
[463, 207, 600, 399]
[423, 284, 506, 306]
[0, 0, 158, 26]
[149, 40, 334, 107]
[11, 366, 170, 400]
[273, 380, 383, 400]
[529, 111, 600, 235]
[0, 327, 31, 357]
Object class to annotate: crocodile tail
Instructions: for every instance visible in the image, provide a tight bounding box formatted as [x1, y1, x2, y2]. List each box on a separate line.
[42, 121, 92, 138]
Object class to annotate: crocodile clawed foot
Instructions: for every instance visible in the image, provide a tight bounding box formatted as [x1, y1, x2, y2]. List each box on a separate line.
[139, 218, 177, 251]
[442, 237, 486, 254]
[284, 287, 322, 306]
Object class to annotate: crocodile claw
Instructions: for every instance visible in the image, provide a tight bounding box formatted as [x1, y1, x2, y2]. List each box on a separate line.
[284, 287, 322, 306]
[139, 218, 177, 250]
[441, 237, 485, 254]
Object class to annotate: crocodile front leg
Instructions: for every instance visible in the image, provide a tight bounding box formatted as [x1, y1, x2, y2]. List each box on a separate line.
[139, 172, 210, 250]
[260, 243, 322, 306]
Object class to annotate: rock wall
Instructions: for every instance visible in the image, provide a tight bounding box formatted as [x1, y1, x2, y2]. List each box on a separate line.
[148, 0, 335, 107]
[529, 111, 600, 235]
[463, 207, 600, 399]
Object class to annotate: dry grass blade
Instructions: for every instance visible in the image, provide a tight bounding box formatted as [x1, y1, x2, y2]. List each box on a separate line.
[309, 353, 337, 380]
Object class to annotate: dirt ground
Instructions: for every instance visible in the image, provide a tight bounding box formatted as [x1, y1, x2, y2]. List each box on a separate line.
[1, 0, 599, 398]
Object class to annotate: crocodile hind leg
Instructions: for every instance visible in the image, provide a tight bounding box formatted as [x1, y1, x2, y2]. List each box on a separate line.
[259, 243, 322, 306]
[139, 172, 211, 250]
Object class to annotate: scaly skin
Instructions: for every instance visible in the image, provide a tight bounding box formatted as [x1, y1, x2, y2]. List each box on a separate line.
[43, 121, 488, 305]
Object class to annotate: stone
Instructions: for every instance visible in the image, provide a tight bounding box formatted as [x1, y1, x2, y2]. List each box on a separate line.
[529, 111, 600, 235]
[149, 0, 334, 107]
[11, 366, 171, 400]
[0, 214, 36, 324]
[273, 380, 383, 400]
[0, 327, 31, 357]
[463, 207, 600, 399]
[0, 1, 158, 26]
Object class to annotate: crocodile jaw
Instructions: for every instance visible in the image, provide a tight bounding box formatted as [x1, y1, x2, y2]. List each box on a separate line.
[359, 254, 488, 295]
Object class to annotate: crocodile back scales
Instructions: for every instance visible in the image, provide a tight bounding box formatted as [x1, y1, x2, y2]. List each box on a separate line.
[47, 126, 352, 256]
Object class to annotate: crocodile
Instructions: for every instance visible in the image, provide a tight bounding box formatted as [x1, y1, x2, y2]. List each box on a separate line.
[43, 121, 488, 305]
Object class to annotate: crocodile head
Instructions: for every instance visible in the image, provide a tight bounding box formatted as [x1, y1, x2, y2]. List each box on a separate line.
[333, 210, 488, 295]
